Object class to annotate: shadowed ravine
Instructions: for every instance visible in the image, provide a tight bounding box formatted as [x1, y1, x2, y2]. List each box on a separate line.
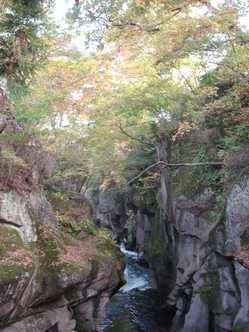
[101, 244, 169, 332]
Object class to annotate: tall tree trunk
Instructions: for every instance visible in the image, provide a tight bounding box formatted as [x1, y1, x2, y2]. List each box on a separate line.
[156, 132, 174, 224]
[0, 78, 9, 133]
[156, 131, 177, 276]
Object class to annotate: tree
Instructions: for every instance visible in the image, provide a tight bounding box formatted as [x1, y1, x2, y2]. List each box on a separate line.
[10, 0, 249, 218]
[0, 0, 54, 87]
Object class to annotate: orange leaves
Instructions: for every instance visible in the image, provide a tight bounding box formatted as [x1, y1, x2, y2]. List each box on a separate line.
[233, 107, 249, 124]
[172, 121, 198, 141]
[59, 244, 90, 267]
[0, 248, 33, 269]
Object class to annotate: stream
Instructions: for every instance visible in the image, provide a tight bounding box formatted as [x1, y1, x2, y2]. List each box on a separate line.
[101, 244, 169, 332]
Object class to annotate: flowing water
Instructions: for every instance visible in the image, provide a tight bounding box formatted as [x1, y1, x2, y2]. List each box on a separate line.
[101, 244, 169, 332]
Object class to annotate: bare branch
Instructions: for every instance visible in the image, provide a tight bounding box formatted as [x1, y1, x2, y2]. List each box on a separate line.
[111, 21, 161, 33]
[127, 161, 161, 185]
[110, 7, 182, 34]
[119, 124, 155, 147]
[127, 160, 224, 185]
[167, 161, 224, 167]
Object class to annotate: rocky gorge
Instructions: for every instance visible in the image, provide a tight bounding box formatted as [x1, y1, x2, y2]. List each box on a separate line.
[1, 1, 249, 331]
[1, 74, 249, 332]
[84, 159, 249, 332]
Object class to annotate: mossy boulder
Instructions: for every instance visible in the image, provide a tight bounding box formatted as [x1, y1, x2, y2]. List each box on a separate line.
[0, 189, 124, 332]
[0, 227, 34, 282]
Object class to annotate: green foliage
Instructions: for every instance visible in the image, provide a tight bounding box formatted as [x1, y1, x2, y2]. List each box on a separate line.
[1, 147, 25, 166]
[0, 227, 33, 282]
[217, 124, 249, 152]
[124, 144, 155, 180]
[66, 0, 125, 46]
[77, 218, 98, 236]
[192, 147, 223, 191]
[3, 0, 249, 208]
[171, 142, 224, 199]
[232, 326, 249, 332]
[0, 0, 54, 85]
[36, 222, 60, 268]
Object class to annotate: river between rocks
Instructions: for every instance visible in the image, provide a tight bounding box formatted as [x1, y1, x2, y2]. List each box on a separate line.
[101, 244, 170, 332]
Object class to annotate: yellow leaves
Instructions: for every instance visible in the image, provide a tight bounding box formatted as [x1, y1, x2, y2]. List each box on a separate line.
[134, 0, 146, 6]
[172, 121, 198, 141]
[205, 98, 229, 112]
[202, 86, 219, 98]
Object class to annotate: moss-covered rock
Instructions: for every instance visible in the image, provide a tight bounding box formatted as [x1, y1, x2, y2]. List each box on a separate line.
[0, 227, 34, 282]
[0, 189, 124, 332]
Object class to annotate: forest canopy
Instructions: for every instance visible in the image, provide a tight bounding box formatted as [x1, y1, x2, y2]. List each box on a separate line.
[1, 0, 249, 194]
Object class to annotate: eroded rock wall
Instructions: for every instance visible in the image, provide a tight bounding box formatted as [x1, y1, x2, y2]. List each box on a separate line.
[142, 177, 249, 332]
[83, 185, 127, 238]
[0, 187, 124, 332]
[127, 171, 249, 332]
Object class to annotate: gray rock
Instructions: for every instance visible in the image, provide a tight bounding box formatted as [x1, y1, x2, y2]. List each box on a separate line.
[0, 187, 124, 332]
[2, 306, 76, 332]
[0, 191, 37, 243]
[84, 186, 127, 235]
[154, 179, 249, 332]
[233, 262, 249, 329]
[181, 294, 209, 332]
[226, 177, 249, 254]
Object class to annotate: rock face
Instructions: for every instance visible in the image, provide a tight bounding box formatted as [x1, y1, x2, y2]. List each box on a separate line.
[0, 175, 124, 332]
[0, 188, 124, 332]
[0, 191, 37, 243]
[140, 177, 249, 332]
[75, 168, 249, 332]
[83, 186, 127, 238]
